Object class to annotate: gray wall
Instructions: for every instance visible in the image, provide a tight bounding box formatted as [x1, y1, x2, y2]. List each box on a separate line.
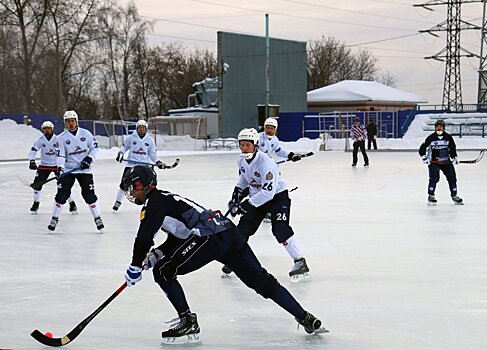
[217, 31, 307, 138]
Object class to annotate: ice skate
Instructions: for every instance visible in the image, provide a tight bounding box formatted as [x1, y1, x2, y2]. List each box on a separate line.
[296, 311, 329, 334]
[69, 201, 78, 215]
[161, 312, 200, 345]
[427, 195, 437, 206]
[263, 212, 271, 223]
[112, 201, 122, 213]
[451, 195, 464, 205]
[364, 163, 369, 167]
[289, 257, 310, 282]
[221, 265, 233, 278]
[30, 201, 39, 215]
[47, 216, 59, 232]
[94, 216, 104, 232]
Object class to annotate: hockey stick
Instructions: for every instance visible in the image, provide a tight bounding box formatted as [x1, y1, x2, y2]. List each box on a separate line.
[276, 152, 314, 165]
[30, 282, 127, 347]
[122, 158, 180, 169]
[29, 167, 81, 189]
[459, 150, 484, 164]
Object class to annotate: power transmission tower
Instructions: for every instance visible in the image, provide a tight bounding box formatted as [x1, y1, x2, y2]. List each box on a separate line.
[415, 0, 481, 111]
[478, 1, 487, 109]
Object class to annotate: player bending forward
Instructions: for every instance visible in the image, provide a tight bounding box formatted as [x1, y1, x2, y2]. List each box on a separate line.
[222, 128, 310, 282]
[122, 166, 328, 345]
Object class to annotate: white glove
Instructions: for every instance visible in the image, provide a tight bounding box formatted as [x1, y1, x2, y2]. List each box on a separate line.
[142, 248, 164, 270]
[125, 265, 142, 287]
[421, 155, 429, 165]
[451, 157, 459, 165]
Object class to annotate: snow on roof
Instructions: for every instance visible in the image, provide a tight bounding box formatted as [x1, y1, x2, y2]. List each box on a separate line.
[307, 80, 427, 104]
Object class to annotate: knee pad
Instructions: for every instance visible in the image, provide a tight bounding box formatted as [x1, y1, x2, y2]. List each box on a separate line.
[272, 223, 294, 244]
[82, 192, 97, 205]
[54, 190, 70, 205]
[153, 260, 176, 284]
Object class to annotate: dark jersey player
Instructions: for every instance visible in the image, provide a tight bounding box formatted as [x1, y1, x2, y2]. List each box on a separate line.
[121, 166, 329, 345]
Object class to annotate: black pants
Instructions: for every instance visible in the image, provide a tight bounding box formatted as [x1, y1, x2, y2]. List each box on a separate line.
[367, 137, 377, 150]
[31, 168, 55, 191]
[55, 173, 97, 204]
[238, 190, 294, 243]
[352, 140, 369, 166]
[428, 163, 457, 196]
[152, 228, 306, 319]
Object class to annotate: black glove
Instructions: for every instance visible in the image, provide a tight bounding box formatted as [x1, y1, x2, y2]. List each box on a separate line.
[237, 199, 254, 215]
[155, 160, 164, 169]
[80, 156, 92, 170]
[231, 186, 246, 204]
[288, 152, 302, 162]
[29, 160, 37, 170]
[56, 166, 64, 178]
[116, 153, 123, 163]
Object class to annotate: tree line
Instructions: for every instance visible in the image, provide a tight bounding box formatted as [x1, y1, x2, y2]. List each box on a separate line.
[0, 0, 393, 121]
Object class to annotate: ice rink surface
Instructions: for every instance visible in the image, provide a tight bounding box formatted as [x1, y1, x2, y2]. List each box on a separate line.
[1, 150, 486, 350]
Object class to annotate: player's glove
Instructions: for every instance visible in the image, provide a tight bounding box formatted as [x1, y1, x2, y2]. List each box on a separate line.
[56, 166, 64, 178]
[125, 265, 142, 287]
[231, 186, 246, 204]
[237, 199, 254, 215]
[451, 157, 459, 165]
[143, 248, 164, 270]
[29, 160, 37, 170]
[116, 152, 123, 163]
[155, 160, 165, 169]
[80, 156, 92, 170]
[421, 155, 429, 165]
[288, 152, 302, 162]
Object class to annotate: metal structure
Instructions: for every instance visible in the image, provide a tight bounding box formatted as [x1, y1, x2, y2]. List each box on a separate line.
[415, 0, 482, 111]
[479, 1, 487, 109]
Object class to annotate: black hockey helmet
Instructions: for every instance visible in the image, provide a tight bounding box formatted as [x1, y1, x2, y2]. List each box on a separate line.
[122, 165, 157, 203]
[435, 119, 445, 127]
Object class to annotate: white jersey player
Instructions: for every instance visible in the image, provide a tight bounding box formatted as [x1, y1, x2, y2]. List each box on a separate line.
[113, 119, 164, 212]
[27, 121, 77, 214]
[259, 117, 302, 162]
[222, 128, 310, 282]
[47, 110, 104, 232]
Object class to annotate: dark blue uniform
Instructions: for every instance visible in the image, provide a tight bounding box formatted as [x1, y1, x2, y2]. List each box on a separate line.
[131, 189, 307, 319]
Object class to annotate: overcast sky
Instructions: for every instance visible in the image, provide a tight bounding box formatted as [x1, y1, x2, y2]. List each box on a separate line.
[123, 0, 484, 106]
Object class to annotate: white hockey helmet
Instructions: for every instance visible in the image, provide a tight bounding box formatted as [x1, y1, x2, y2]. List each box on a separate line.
[63, 110, 78, 122]
[264, 117, 278, 139]
[238, 128, 259, 160]
[41, 121, 54, 129]
[136, 119, 148, 128]
[264, 117, 278, 129]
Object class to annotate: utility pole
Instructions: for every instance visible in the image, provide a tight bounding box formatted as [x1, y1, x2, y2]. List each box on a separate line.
[478, 1, 487, 109]
[415, 0, 481, 111]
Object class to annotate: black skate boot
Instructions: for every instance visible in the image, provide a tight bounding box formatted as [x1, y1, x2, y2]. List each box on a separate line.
[94, 217, 104, 232]
[427, 195, 437, 206]
[112, 201, 122, 213]
[30, 201, 40, 215]
[296, 311, 329, 334]
[161, 312, 200, 344]
[47, 217, 59, 232]
[451, 195, 464, 205]
[289, 257, 310, 282]
[221, 265, 233, 278]
[69, 201, 78, 215]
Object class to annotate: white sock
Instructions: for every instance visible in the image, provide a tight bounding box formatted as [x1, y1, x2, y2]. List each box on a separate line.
[52, 202, 63, 218]
[115, 189, 125, 203]
[33, 190, 41, 202]
[89, 201, 101, 218]
[282, 235, 303, 260]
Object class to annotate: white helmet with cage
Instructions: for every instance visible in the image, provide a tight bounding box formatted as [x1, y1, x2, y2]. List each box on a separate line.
[41, 121, 54, 129]
[238, 128, 259, 160]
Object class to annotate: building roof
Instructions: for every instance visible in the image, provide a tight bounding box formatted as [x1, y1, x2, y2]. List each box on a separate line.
[307, 80, 427, 104]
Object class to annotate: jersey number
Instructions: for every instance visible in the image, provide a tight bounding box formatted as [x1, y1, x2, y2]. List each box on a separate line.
[262, 182, 273, 191]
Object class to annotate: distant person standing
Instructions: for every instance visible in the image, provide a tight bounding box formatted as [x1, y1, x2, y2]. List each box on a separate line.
[350, 117, 369, 167]
[418, 119, 463, 206]
[48, 110, 104, 232]
[112, 119, 165, 212]
[366, 120, 378, 150]
[28, 121, 77, 214]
